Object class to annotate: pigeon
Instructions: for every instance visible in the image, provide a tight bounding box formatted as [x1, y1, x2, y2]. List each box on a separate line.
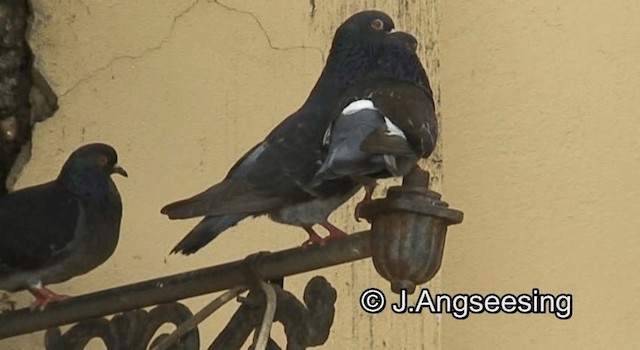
[162, 10, 396, 254]
[0, 143, 127, 309]
[311, 31, 437, 219]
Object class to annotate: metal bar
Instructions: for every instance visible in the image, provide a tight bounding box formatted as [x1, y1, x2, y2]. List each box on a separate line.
[0, 230, 372, 339]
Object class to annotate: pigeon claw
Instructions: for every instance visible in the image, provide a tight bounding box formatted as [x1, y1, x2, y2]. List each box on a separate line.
[302, 236, 324, 247]
[302, 223, 348, 247]
[320, 222, 348, 242]
[28, 286, 70, 311]
[302, 227, 324, 247]
[354, 184, 375, 222]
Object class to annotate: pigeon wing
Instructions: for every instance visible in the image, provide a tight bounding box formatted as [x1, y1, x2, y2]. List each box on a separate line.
[161, 142, 289, 219]
[364, 81, 438, 158]
[360, 127, 415, 156]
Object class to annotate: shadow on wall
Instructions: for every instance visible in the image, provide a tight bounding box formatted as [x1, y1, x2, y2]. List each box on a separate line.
[0, 0, 58, 196]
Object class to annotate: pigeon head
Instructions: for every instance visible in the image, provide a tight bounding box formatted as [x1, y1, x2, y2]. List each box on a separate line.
[329, 10, 394, 56]
[309, 11, 396, 100]
[58, 143, 127, 195]
[330, 11, 394, 55]
[387, 31, 419, 52]
[375, 31, 430, 88]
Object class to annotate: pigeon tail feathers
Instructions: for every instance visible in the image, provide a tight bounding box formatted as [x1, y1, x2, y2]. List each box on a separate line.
[161, 180, 234, 219]
[170, 213, 248, 255]
[161, 180, 281, 219]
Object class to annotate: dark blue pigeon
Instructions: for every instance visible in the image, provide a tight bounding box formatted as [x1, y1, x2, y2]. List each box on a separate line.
[162, 11, 396, 253]
[0, 143, 126, 309]
[312, 32, 437, 219]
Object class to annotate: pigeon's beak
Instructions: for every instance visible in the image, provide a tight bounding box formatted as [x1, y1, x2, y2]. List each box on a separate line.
[112, 165, 128, 178]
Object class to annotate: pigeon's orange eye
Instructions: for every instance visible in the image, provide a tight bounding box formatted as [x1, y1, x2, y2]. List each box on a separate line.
[371, 19, 384, 30]
[97, 155, 108, 167]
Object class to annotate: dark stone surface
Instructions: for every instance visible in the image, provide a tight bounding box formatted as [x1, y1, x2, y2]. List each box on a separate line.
[0, 0, 58, 196]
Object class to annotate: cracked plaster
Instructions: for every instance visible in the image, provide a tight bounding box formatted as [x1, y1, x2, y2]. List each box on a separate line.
[4, 1, 442, 349]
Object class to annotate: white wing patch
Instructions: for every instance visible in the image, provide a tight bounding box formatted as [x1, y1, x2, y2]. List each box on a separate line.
[322, 124, 331, 146]
[384, 117, 406, 139]
[342, 99, 376, 115]
[383, 154, 405, 177]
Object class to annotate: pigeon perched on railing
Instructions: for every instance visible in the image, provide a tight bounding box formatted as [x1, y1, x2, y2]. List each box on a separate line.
[0, 143, 127, 309]
[312, 32, 437, 219]
[161, 11, 396, 253]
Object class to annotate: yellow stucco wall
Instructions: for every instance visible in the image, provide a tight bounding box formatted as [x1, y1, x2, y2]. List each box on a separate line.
[2, 0, 639, 349]
[441, 1, 640, 349]
[2, 1, 443, 349]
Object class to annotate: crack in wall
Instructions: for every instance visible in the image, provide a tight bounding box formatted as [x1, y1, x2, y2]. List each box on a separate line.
[3, 0, 329, 192]
[61, 0, 325, 99]
[60, 0, 201, 97]
[211, 0, 325, 62]
[309, 0, 316, 18]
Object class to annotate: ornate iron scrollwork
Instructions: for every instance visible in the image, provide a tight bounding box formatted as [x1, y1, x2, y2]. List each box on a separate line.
[44, 302, 199, 350]
[38, 276, 336, 350]
[210, 276, 337, 350]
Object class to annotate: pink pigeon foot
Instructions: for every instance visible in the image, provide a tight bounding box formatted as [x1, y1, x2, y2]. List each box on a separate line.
[319, 222, 348, 243]
[28, 286, 70, 311]
[302, 223, 348, 247]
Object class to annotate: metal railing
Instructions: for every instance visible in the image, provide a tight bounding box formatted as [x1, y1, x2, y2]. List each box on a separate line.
[0, 169, 463, 349]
